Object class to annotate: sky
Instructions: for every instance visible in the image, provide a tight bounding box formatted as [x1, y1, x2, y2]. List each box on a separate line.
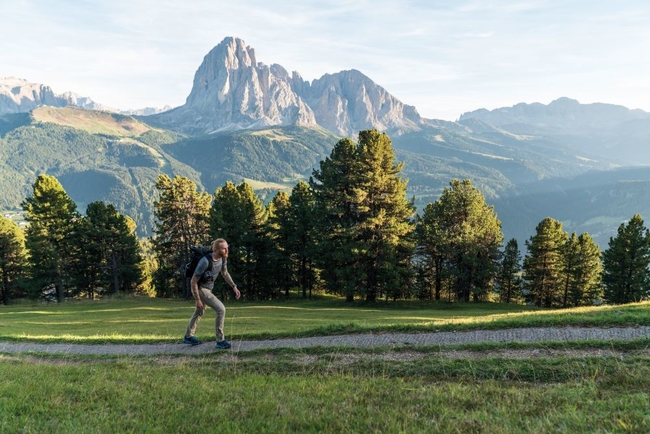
[1, 0, 649, 121]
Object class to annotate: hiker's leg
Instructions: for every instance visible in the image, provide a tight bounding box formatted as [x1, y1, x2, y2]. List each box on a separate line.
[185, 298, 206, 338]
[200, 289, 226, 342]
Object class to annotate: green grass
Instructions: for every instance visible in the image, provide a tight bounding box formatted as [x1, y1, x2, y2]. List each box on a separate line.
[1, 297, 648, 344]
[2, 298, 649, 433]
[1, 351, 649, 433]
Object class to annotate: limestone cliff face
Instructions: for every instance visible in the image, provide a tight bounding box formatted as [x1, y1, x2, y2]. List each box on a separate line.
[0, 77, 68, 113]
[153, 37, 318, 134]
[1, 77, 117, 114]
[296, 69, 422, 136]
[152, 37, 423, 136]
[1, 77, 169, 116]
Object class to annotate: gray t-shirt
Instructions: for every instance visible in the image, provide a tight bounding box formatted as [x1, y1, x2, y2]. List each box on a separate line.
[193, 256, 236, 290]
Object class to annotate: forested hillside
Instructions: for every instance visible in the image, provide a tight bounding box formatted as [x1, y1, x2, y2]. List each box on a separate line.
[2, 105, 649, 249]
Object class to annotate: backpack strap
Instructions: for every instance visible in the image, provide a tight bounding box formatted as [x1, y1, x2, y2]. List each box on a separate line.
[197, 253, 214, 283]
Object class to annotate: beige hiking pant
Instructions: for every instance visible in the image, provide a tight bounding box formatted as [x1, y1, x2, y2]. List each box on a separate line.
[185, 287, 226, 342]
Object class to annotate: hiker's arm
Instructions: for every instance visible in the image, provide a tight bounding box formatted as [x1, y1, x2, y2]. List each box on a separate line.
[191, 258, 209, 309]
[221, 265, 241, 299]
[190, 275, 204, 309]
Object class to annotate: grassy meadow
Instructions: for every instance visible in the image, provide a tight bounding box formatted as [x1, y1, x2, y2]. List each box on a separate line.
[1, 297, 649, 433]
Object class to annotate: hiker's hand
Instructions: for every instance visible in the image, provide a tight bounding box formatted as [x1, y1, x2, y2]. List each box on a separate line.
[233, 286, 241, 300]
[196, 299, 204, 310]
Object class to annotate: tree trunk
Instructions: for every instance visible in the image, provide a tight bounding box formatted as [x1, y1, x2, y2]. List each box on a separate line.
[112, 254, 120, 294]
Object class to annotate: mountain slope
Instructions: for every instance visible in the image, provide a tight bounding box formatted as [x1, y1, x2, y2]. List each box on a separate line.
[0, 107, 341, 234]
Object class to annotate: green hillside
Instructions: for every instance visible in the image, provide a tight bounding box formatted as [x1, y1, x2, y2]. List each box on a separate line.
[0, 109, 341, 235]
[0, 109, 199, 235]
[32, 106, 152, 136]
[1, 106, 645, 246]
[160, 125, 339, 194]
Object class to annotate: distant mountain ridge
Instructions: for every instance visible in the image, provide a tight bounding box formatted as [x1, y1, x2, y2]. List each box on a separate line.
[460, 98, 650, 166]
[0, 77, 170, 116]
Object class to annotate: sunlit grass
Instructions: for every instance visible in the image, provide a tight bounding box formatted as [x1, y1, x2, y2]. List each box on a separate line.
[1, 351, 649, 433]
[2, 297, 649, 432]
[1, 297, 648, 344]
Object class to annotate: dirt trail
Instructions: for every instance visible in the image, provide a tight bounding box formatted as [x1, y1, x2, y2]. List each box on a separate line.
[1, 326, 648, 357]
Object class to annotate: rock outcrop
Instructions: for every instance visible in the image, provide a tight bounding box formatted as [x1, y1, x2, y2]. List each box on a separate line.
[0, 77, 69, 113]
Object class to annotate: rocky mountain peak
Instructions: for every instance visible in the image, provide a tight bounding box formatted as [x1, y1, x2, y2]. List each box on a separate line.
[0, 77, 63, 113]
[149, 37, 423, 136]
[0, 77, 168, 116]
[152, 37, 317, 134]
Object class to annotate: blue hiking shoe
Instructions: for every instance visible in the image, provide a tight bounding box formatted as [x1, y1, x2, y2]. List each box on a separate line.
[215, 339, 231, 350]
[183, 335, 202, 346]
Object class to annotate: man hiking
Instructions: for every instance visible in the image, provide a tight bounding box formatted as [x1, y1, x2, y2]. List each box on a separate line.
[183, 238, 241, 349]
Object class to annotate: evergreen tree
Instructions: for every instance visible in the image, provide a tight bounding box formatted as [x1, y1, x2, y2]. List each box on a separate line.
[266, 191, 294, 297]
[571, 233, 603, 306]
[152, 175, 211, 298]
[311, 130, 415, 302]
[78, 202, 144, 297]
[561, 232, 581, 308]
[0, 216, 27, 304]
[355, 130, 416, 302]
[21, 175, 80, 302]
[560, 232, 603, 307]
[287, 181, 318, 299]
[209, 181, 268, 299]
[523, 217, 567, 307]
[496, 238, 522, 303]
[415, 203, 449, 300]
[310, 137, 362, 301]
[68, 215, 105, 299]
[602, 214, 650, 304]
[418, 179, 503, 302]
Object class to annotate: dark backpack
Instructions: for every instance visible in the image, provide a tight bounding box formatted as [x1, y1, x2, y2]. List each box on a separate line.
[184, 245, 226, 279]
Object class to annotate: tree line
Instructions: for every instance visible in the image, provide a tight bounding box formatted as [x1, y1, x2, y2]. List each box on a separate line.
[1, 130, 649, 306]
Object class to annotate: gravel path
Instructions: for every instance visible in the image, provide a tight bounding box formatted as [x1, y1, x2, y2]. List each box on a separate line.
[1, 326, 648, 356]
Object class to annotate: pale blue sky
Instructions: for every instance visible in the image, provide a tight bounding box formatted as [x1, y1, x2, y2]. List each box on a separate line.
[1, 0, 649, 120]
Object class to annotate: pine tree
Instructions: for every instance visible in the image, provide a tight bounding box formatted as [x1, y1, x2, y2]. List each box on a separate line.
[81, 202, 144, 297]
[266, 191, 294, 297]
[496, 238, 522, 303]
[21, 175, 80, 302]
[602, 214, 650, 304]
[209, 181, 268, 299]
[571, 233, 603, 306]
[416, 203, 449, 300]
[417, 179, 503, 302]
[561, 232, 581, 308]
[287, 181, 318, 299]
[0, 216, 27, 304]
[523, 217, 567, 307]
[311, 130, 415, 302]
[310, 137, 362, 301]
[152, 175, 211, 298]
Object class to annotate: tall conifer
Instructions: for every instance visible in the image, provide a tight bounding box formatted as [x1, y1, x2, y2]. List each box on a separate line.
[417, 179, 503, 302]
[0, 216, 27, 304]
[22, 175, 80, 302]
[311, 130, 415, 302]
[152, 175, 211, 298]
[602, 214, 650, 304]
[497, 238, 522, 303]
[523, 217, 566, 307]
